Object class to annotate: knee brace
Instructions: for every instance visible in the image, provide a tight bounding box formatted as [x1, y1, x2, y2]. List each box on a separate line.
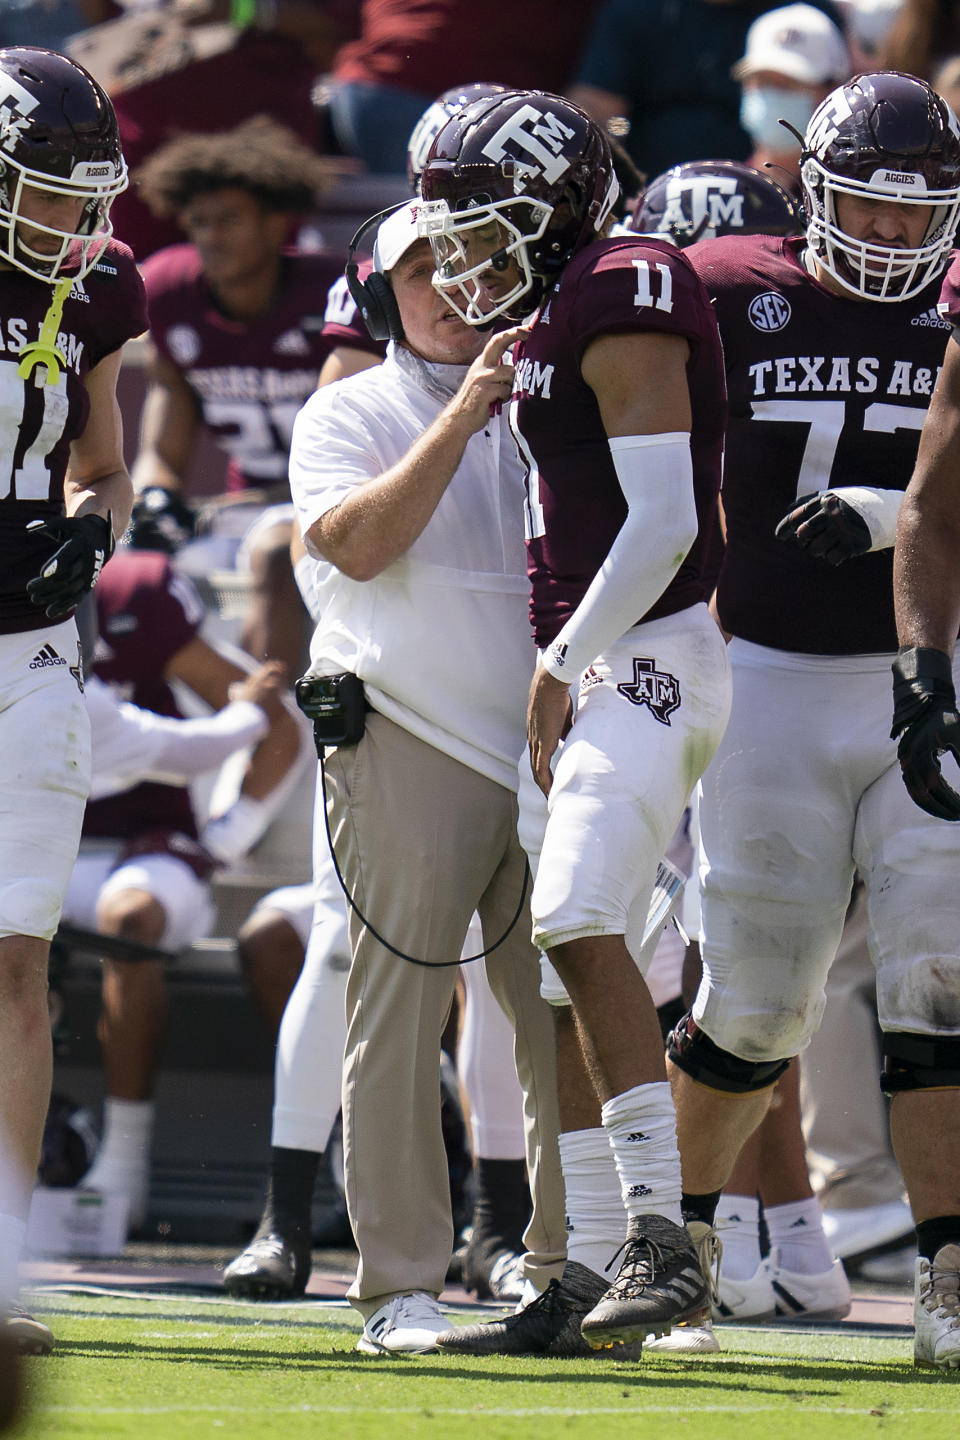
[881, 1031, 960, 1094]
[667, 1012, 791, 1095]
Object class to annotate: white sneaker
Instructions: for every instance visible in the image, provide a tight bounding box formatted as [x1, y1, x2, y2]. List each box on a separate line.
[713, 1261, 776, 1321]
[767, 1248, 852, 1321]
[914, 1244, 960, 1371]
[356, 1292, 448, 1354]
[822, 1200, 914, 1261]
[645, 1319, 721, 1354]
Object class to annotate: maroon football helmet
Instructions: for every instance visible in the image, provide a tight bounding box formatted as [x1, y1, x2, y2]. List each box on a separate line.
[0, 46, 126, 282]
[417, 90, 620, 323]
[406, 82, 508, 191]
[629, 160, 800, 246]
[801, 70, 960, 301]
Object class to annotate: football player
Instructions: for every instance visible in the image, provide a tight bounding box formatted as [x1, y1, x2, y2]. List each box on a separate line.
[131, 117, 343, 678]
[627, 158, 801, 245]
[0, 45, 143, 1355]
[663, 71, 960, 1372]
[71, 547, 305, 1234]
[417, 90, 733, 1355]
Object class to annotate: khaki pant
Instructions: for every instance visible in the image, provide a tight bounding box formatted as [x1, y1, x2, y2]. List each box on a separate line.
[323, 713, 566, 1317]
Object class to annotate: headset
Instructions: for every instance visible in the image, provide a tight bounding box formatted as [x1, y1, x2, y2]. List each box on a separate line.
[344, 202, 413, 343]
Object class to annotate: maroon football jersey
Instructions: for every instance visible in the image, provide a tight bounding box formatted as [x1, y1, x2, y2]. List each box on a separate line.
[0, 244, 146, 635]
[322, 262, 387, 358]
[690, 234, 952, 654]
[511, 236, 727, 649]
[143, 246, 347, 491]
[84, 550, 205, 841]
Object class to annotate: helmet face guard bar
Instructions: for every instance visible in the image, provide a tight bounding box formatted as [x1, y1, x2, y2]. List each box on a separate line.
[0, 154, 127, 283]
[418, 195, 554, 324]
[803, 156, 960, 302]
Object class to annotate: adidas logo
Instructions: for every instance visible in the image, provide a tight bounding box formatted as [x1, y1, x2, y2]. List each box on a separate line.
[627, 1183, 653, 1198]
[29, 643, 66, 669]
[274, 328, 310, 355]
[790, 1216, 808, 1228]
[914, 305, 951, 329]
[565, 1215, 575, 1232]
[626, 1131, 649, 1143]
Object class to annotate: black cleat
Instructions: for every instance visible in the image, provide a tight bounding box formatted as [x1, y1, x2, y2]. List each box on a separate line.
[435, 1260, 643, 1357]
[222, 1231, 311, 1300]
[581, 1213, 710, 1349]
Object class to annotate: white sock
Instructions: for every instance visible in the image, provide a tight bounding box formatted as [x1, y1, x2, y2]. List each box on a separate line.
[601, 1082, 683, 1226]
[83, 1098, 154, 1229]
[0, 1213, 27, 1305]
[558, 1127, 628, 1278]
[765, 1197, 834, 1274]
[716, 1193, 762, 1280]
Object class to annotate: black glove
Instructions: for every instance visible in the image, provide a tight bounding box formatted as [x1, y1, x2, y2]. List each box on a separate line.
[127, 486, 197, 554]
[774, 490, 872, 565]
[891, 645, 960, 821]
[25, 512, 115, 620]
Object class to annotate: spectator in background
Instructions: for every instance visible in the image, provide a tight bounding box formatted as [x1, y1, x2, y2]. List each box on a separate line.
[733, 4, 850, 190]
[327, 0, 601, 173]
[0, 0, 111, 48]
[835, 0, 904, 70]
[569, 0, 844, 181]
[86, 0, 359, 259]
[132, 118, 344, 677]
[934, 51, 960, 109]
[75, 550, 304, 1233]
[879, 0, 960, 74]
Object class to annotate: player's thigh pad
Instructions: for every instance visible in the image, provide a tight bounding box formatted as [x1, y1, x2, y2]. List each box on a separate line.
[695, 642, 893, 1061]
[97, 854, 215, 952]
[531, 607, 731, 956]
[857, 751, 960, 1037]
[0, 624, 90, 940]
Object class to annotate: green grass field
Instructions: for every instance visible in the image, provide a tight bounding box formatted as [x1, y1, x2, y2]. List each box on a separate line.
[12, 1290, 959, 1440]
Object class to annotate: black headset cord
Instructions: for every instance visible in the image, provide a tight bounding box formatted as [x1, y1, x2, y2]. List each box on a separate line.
[318, 746, 530, 967]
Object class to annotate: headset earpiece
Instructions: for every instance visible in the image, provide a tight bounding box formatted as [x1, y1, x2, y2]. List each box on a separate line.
[345, 202, 412, 343]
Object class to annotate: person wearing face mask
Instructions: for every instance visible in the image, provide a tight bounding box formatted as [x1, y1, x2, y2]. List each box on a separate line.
[734, 3, 851, 188]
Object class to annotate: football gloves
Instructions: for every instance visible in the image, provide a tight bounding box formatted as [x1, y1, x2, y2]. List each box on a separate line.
[26, 511, 115, 620]
[127, 486, 198, 554]
[891, 646, 960, 822]
[775, 490, 872, 566]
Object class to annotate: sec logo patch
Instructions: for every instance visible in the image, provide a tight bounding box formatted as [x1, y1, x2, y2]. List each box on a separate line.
[748, 292, 792, 332]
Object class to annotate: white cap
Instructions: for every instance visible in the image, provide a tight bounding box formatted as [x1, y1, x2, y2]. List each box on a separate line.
[733, 4, 850, 84]
[372, 200, 424, 273]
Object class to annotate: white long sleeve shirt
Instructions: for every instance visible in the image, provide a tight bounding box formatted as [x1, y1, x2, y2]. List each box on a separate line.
[289, 343, 534, 792]
[86, 676, 269, 802]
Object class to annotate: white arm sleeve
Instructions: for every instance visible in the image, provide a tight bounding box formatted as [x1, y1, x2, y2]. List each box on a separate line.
[828, 486, 903, 551]
[87, 678, 270, 801]
[541, 432, 698, 682]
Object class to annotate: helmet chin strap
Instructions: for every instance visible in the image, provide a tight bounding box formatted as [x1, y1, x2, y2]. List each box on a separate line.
[18, 276, 73, 387]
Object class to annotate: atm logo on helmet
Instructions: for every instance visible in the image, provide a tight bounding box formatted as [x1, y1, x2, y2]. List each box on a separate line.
[0, 72, 38, 149]
[481, 104, 576, 186]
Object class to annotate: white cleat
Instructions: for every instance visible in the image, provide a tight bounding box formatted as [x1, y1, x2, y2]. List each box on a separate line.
[767, 1248, 852, 1321]
[914, 1244, 960, 1371]
[356, 1292, 448, 1355]
[645, 1318, 721, 1354]
[713, 1261, 776, 1322]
